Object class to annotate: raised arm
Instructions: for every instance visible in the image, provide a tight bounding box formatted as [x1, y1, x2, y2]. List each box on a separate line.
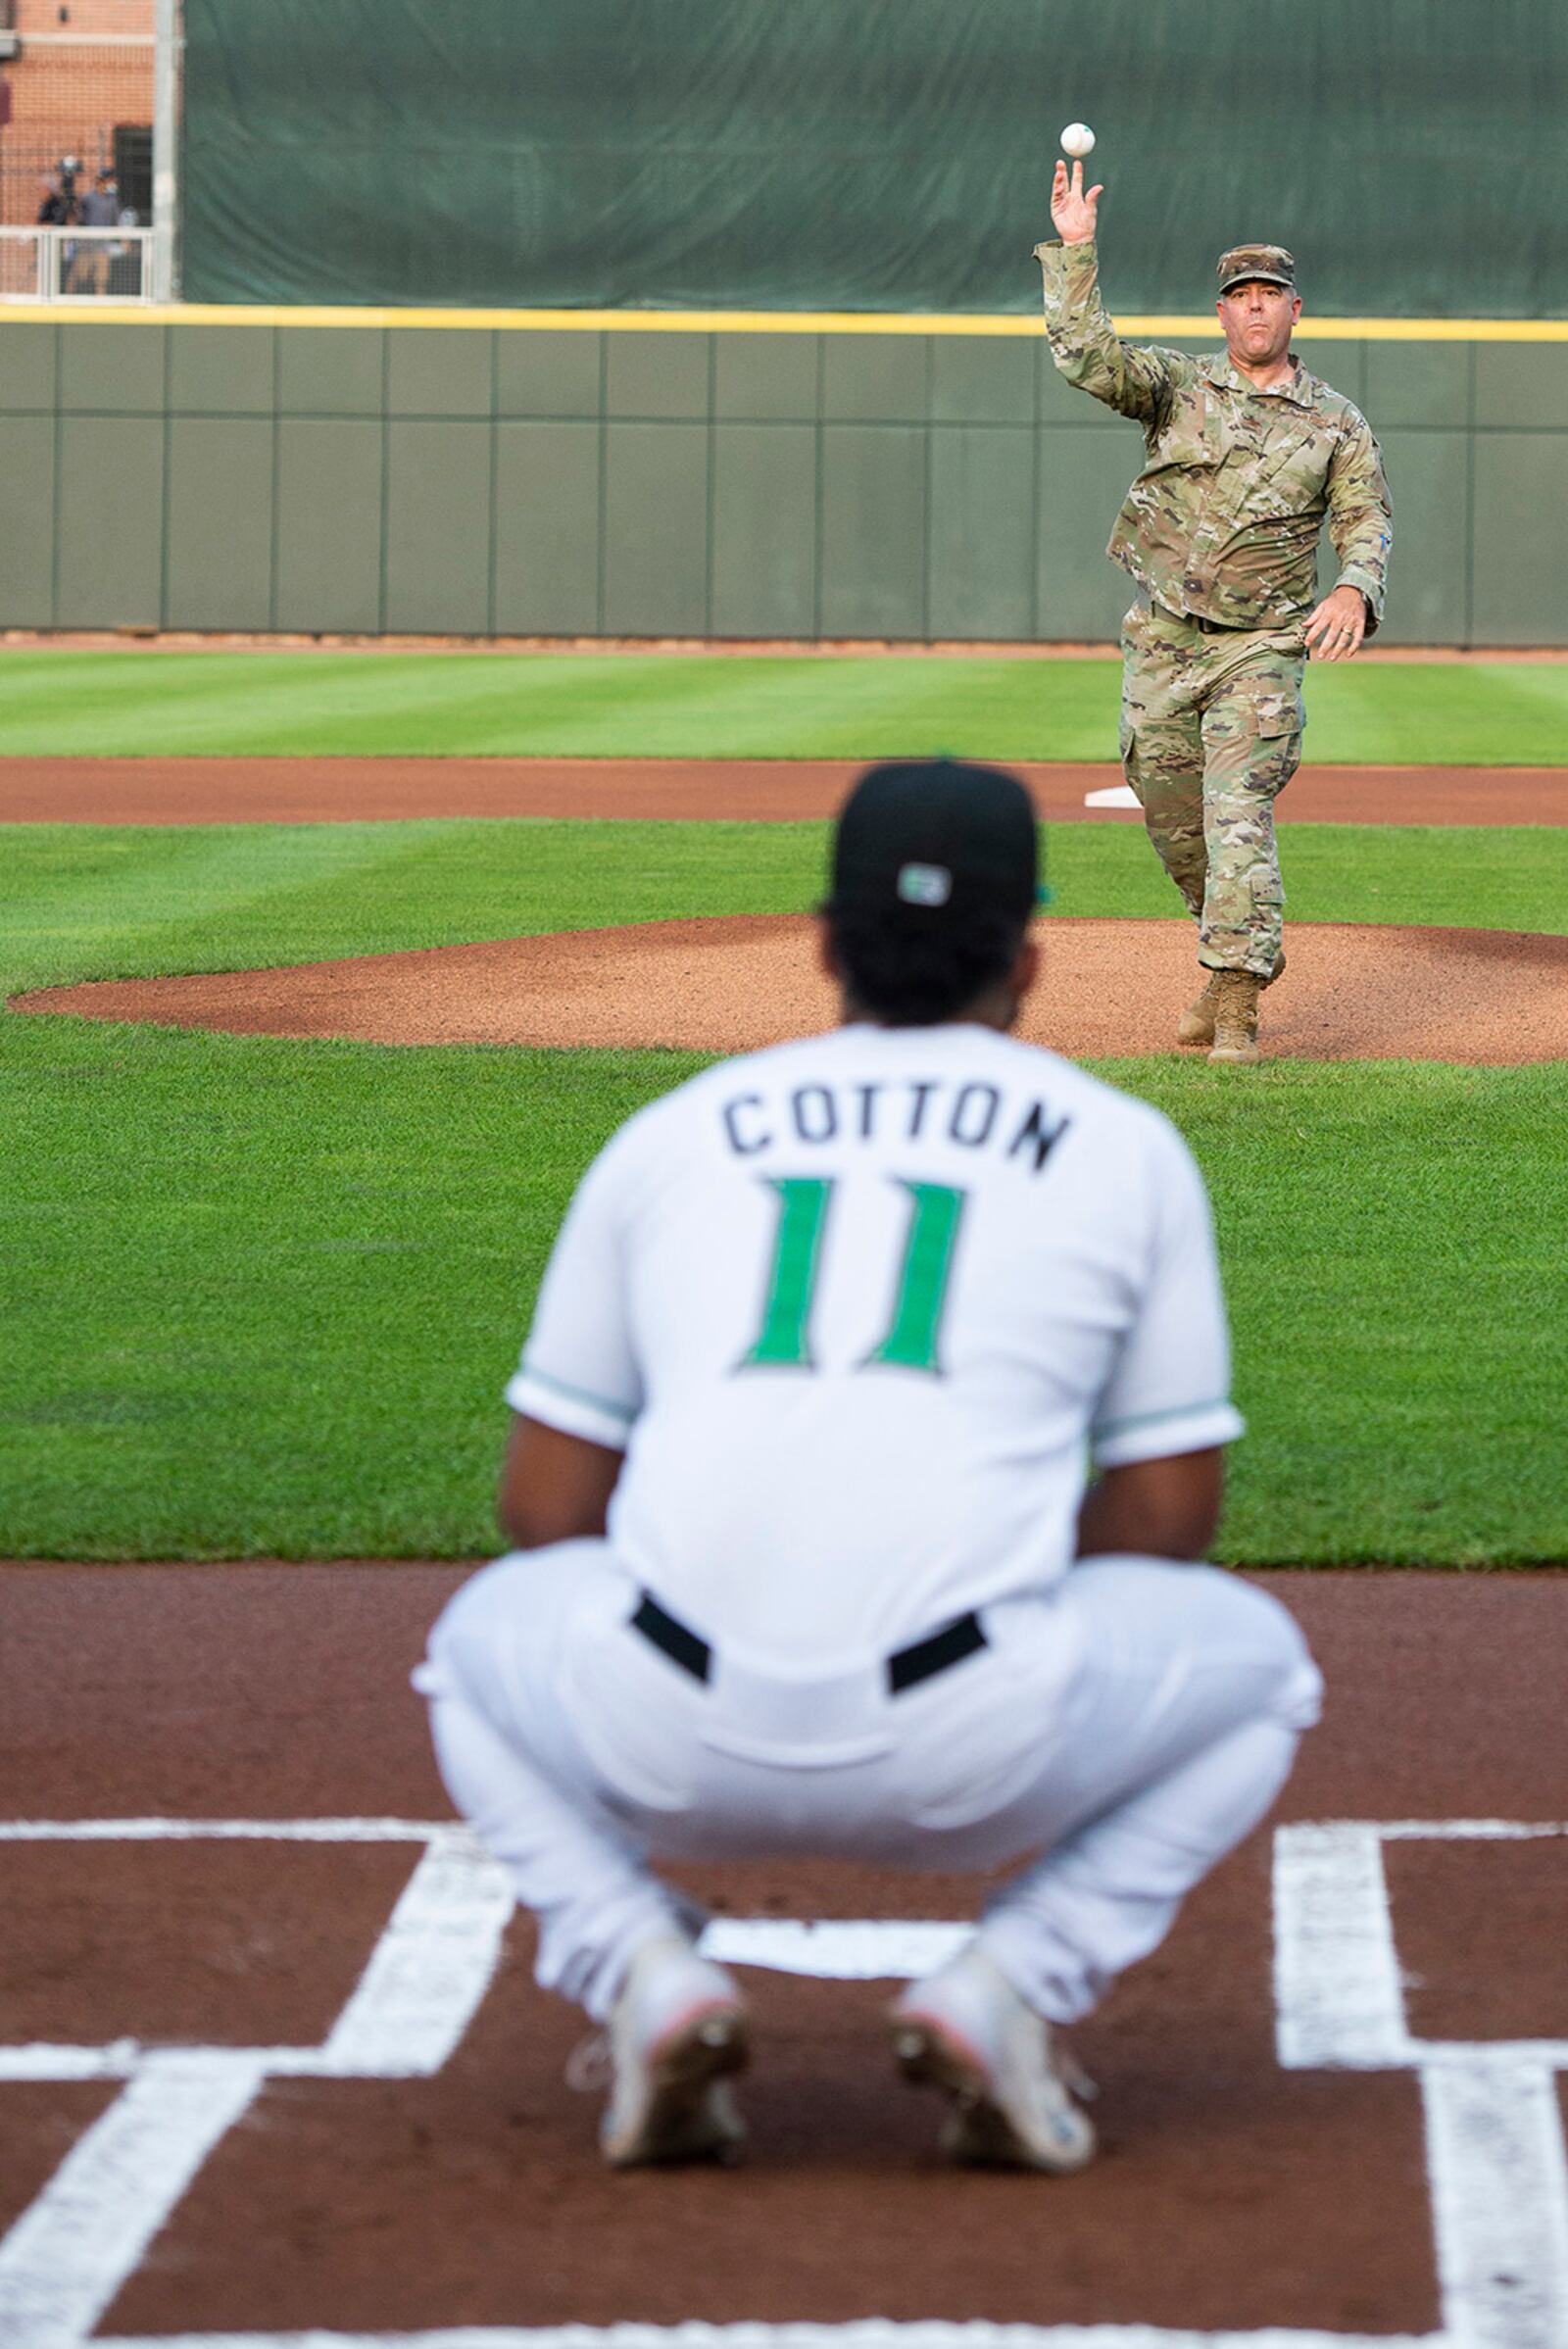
[1034, 162, 1182, 427]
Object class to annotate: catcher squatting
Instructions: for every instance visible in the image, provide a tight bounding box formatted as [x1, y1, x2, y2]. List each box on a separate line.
[1037, 161, 1394, 1064]
[416, 759, 1323, 2173]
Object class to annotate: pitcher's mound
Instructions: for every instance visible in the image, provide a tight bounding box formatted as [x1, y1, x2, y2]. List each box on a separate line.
[16, 917, 1568, 1062]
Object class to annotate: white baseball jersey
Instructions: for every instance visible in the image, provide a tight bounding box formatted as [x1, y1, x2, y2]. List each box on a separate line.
[506, 1022, 1242, 1671]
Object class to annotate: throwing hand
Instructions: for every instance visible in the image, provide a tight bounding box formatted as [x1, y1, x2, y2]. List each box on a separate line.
[1050, 159, 1102, 247]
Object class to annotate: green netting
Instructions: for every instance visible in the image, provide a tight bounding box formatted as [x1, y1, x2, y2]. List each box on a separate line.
[182, 0, 1568, 317]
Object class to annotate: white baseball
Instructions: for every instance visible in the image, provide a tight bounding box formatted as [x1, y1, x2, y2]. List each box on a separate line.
[1059, 122, 1096, 159]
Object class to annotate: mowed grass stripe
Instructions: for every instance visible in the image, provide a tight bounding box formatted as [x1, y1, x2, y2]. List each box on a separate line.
[3, 1020, 1564, 1564]
[6, 818, 1568, 997]
[4, 809, 1568, 1564]
[3, 650, 1568, 763]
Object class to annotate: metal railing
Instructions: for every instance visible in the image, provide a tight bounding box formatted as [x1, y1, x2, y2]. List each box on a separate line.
[0, 0, 176, 298]
[0, 224, 157, 301]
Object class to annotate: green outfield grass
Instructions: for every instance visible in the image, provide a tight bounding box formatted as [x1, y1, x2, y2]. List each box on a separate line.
[3, 649, 1568, 765]
[4, 815, 1567, 1565]
[9, 818, 1568, 996]
[5, 1015, 1562, 1566]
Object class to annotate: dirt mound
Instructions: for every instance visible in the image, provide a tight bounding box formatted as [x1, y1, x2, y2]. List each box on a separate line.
[16, 916, 1568, 1063]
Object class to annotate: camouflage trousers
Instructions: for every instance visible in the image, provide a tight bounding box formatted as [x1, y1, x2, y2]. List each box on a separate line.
[1119, 599, 1305, 977]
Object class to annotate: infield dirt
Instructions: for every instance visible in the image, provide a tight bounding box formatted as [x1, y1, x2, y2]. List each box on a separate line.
[21, 913, 1568, 1063]
[5, 1565, 1568, 2337]
[2, 754, 1565, 826]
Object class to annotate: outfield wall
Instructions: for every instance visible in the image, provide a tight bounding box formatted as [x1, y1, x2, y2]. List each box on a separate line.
[1, 317, 1565, 647]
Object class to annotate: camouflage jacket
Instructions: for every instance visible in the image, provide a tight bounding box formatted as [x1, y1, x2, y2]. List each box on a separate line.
[1034, 238, 1392, 635]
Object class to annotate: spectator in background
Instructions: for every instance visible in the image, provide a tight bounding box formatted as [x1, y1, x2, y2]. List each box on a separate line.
[70, 171, 119, 295]
[36, 171, 73, 227]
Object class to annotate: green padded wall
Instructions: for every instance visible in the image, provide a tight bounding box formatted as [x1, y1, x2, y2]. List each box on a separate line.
[3, 319, 1566, 647]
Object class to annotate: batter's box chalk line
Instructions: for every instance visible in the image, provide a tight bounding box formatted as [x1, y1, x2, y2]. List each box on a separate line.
[0, 1817, 1566, 2349]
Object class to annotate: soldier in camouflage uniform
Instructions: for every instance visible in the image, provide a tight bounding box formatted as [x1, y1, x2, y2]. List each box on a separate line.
[1034, 162, 1393, 1064]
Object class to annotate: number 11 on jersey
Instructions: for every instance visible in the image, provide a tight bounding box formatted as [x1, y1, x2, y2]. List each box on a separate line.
[741, 1176, 966, 1376]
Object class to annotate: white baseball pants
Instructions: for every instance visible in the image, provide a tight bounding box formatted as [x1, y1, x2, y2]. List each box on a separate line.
[417, 1545, 1321, 2025]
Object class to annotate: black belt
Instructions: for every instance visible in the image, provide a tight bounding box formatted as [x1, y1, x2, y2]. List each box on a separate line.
[1144, 592, 1255, 638]
[630, 1590, 987, 1696]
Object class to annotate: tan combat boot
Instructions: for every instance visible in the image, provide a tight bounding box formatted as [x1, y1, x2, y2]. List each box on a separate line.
[1206, 971, 1263, 1065]
[1178, 951, 1285, 1048]
[1177, 971, 1225, 1047]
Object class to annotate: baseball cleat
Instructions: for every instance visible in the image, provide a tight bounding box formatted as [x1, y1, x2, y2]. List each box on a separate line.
[600, 1933, 750, 2168]
[888, 1942, 1096, 2174]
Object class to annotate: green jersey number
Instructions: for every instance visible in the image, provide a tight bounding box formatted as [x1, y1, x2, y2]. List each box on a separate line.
[741, 1176, 965, 1376]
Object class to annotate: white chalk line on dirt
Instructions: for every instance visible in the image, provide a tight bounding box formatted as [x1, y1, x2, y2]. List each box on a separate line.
[1272, 1821, 1568, 2349]
[0, 1816, 449, 1842]
[0, 2055, 266, 2349]
[319, 1836, 514, 2078]
[1273, 1823, 1408, 2069]
[702, 1918, 970, 1979]
[0, 1921, 965, 2084]
[1424, 2065, 1568, 2349]
[0, 1834, 513, 2085]
[1272, 1821, 1568, 2065]
[6, 1818, 1568, 2349]
[0, 1829, 514, 2347]
[7, 1812, 1560, 1844]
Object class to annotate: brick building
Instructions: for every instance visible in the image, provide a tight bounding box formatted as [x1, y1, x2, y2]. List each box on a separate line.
[0, 0, 156, 229]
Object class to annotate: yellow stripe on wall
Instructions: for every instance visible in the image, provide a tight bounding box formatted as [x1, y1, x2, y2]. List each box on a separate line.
[3, 301, 1568, 341]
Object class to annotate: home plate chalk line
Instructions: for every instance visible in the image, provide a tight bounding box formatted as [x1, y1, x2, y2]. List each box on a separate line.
[2, 1818, 1567, 2349]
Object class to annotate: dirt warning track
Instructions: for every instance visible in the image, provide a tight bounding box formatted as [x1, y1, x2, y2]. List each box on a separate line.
[3, 1564, 1568, 2341]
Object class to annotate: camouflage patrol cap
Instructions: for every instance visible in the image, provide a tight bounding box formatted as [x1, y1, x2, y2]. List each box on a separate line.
[1216, 243, 1297, 296]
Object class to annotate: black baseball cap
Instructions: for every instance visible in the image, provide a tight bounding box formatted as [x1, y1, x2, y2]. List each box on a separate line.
[825, 759, 1042, 933]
